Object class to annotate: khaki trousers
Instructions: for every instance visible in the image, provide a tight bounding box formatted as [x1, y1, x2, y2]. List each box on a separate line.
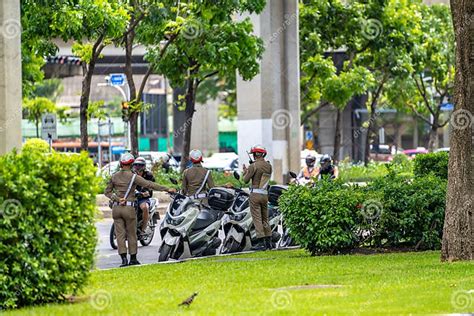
[112, 205, 137, 255]
[249, 193, 272, 238]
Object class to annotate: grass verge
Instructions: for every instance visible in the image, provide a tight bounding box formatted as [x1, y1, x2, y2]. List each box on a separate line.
[4, 250, 474, 315]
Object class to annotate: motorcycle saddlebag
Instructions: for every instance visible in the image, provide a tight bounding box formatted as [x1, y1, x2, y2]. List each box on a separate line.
[268, 185, 288, 206]
[208, 187, 234, 210]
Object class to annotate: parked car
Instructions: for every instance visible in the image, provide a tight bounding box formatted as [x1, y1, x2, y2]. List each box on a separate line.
[369, 145, 399, 162]
[434, 147, 450, 153]
[139, 151, 179, 171]
[202, 152, 239, 171]
[402, 147, 428, 159]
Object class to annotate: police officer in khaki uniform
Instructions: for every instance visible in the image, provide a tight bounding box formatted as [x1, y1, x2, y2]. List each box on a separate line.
[182, 149, 214, 198]
[105, 153, 176, 267]
[242, 145, 273, 251]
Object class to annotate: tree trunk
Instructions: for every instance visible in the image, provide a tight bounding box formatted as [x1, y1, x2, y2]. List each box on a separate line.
[333, 108, 342, 163]
[364, 81, 385, 166]
[427, 123, 439, 152]
[35, 119, 39, 138]
[124, 30, 139, 156]
[79, 63, 95, 151]
[179, 78, 196, 172]
[441, 0, 474, 262]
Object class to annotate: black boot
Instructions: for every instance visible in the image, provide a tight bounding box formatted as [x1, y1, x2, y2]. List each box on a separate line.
[251, 238, 266, 251]
[120, 254, 128, 267]
[129, 254, 141, 266]
[264, 237, 274, 250]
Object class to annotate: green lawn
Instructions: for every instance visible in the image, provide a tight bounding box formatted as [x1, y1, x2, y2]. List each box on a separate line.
[4, 250, 474, 315]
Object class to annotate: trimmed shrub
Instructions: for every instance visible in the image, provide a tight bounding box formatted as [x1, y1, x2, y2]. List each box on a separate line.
[0, 149, 99, 309]
[279, 179, 366, 255]
[413, 151, 449, 179]
[366, 173, 447, 249]
[22, 138, 50, 154]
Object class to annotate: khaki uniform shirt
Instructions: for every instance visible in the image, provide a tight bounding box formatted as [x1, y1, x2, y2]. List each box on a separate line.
[182, 164, 214, 196]
[105, 170, 169, 202]
[243, 159, 273, 189]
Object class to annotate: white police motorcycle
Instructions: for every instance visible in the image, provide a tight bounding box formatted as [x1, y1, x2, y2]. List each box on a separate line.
[158, 187, 234, 262]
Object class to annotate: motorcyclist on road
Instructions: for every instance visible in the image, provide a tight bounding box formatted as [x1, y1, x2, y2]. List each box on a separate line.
[297, 154, 318, 183]
[316, 154, 339, 180]
[132, 157, 155, 237]
[182, 149, 215, 199]
[105, 153, 176, 267]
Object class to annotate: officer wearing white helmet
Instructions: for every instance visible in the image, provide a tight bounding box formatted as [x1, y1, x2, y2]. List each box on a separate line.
[182, 149, 214, 199]
[242, 144, 273, 251]
[105, 153, 176, 267]
[132, 157, 155, 237]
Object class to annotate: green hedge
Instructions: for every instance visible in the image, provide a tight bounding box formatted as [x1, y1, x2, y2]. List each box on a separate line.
[280, 172, 446, 255]
[279, 179, 367, 255]
[364, 173, 446, 249]
[0, 142, 99, 309]
[413, 151, 449, 179]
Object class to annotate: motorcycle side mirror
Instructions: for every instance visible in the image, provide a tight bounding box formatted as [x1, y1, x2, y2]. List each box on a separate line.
[289, 171, 297, 179]
[169, 178, 178, 185]
[233, 171, 240, 181]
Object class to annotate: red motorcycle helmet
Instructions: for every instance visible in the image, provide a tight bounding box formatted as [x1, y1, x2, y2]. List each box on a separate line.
[250, 145, 267, 157]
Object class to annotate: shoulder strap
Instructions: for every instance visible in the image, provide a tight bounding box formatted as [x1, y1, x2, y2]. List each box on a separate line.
[195, 170, 210, 195]
[124, 174, 137, 199]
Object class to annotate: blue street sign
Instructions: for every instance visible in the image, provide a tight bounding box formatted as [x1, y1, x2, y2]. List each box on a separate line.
[111, 146, 126, 155]
[109, 73, 126, 86]
[305, 130, 313, 141]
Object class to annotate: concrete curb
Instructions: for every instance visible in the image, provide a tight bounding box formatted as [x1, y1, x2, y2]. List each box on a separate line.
[98, 246, 301, 271]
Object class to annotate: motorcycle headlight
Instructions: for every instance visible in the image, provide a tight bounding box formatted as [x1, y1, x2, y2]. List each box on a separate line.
[166, 215, 185, 226]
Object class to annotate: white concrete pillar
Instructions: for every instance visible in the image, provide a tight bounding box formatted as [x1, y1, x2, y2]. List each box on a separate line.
[0, 0, 22, 154]
[191, 98, 219, 156]
[236, 0, 301, 183]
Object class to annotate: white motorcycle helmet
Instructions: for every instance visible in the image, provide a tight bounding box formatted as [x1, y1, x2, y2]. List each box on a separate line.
[189, 149, 203, 163]
[120, 152, 135, 166]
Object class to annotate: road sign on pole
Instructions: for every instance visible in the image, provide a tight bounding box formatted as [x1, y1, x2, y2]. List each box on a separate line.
[41, 113, 57, 140]
[109, 73, 126, 86]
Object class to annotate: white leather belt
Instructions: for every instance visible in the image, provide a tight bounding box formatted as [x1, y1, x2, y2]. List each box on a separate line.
[192, 193, 208, 199]
[250, 188, 268, 195]
[113, 201, 134, 207]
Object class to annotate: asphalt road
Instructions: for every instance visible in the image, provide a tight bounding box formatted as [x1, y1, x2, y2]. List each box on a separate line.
[95, 218, 163, 270]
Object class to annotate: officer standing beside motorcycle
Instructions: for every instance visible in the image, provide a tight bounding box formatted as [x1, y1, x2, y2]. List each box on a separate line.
[297, 154, 318, 183]
[316, 154, 339, 180]
[242, 145, 273, 251]
[182, 149, 215, 198]
[105, 153, 176, 267]
[132, 157, 155, 237]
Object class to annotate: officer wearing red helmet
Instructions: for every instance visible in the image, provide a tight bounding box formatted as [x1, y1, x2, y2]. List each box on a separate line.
[242, 145, 273, 250]
[105, 153, 176, 267]
[182, 149, 214, 198]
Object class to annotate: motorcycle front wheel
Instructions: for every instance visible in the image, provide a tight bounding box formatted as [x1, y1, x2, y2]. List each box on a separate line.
[139, 224, 155, 246]
[158, 243, 173, 262]
[109, 223, 118, 250]
[221, 238, 242, 254]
